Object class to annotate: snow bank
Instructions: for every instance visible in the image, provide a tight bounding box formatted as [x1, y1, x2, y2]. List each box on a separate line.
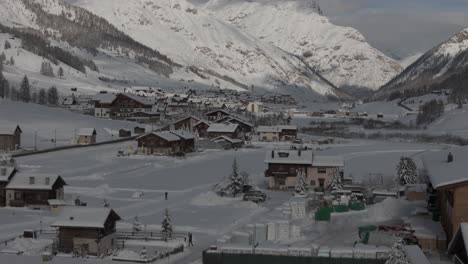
[366, 198, 421, 222]
[1, 238, 53, 256]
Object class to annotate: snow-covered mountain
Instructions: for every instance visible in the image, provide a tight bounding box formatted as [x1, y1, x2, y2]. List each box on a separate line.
[375, 28, 468, 99]
[66, 0, 348, 98]
[196, 0, 403, 91]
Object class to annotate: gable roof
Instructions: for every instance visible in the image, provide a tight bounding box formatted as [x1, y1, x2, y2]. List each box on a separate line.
[207, 123, 239, 133]
[312, 155, 344, 167]
[0, 125, 22, 135]
[212, 136, 243, 144]
[92, 93, 117, 104]
[51, 207, 121, 229]
[423, 147, 468, 189]
[170, 130, 195, 140]
[205, 109, 231, 116]
[137, 131, 181, 142]
[78, 128, 96, 136]
[0, 166, 16, 182]
[173, 116, 200, 125]
[6, 173, 65, 190]
[264, 150, 313, 165]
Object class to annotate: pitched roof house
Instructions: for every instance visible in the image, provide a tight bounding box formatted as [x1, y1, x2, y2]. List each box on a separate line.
[0, 125, 22, 151]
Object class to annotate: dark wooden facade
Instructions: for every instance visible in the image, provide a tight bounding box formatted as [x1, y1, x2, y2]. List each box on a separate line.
[6, 176, 66, 208]
[205, 110, 231, 121]
[134, 126, 146, 134]
[119, 129, 131, 138]
[437, 183, 468, 244]
[173, 116, 200, 131]
[194, 121, 210, 138]
[207, 129, 242, 140]
[280, 128, 297, 141]
[137, 132, 194, 155]
[0, 126, 22, 151]
[95, 94, 153, 119]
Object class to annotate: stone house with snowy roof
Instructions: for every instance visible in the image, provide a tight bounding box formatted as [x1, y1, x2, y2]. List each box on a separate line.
[5, 173, 66, 209]
[423, 147, 468, 244]
[52, 207, 121, 256]
[0, 125, 22, 151]
[137, 131, 195, 155]
[257, 125, 298, 142]
[77, 128, 97, 145]
[264, 150, 344, 190]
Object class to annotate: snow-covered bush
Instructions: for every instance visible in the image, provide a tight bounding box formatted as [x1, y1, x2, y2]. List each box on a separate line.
[214, 158, 243, 197]
[161, 209, 173, 241]
[385, 238, 409, 264]
[295, 169, 307, 194]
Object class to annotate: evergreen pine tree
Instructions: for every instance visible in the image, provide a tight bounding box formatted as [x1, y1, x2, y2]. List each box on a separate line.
[19, 75, 31, 102]
[385, 238, 410, 264]
[161, 208, 173, 241]
[327, 168, 343, 191]
[0, 53, 5, 63]
[0, 62, 4, 99]
[4, 40, 11, 50]
[38, 89, 47, 105]
[395, 157, 418, 186]
[58, 66, 64, 78]
[132, 215, 142, 232]
[47, 86, 59, 105]
[214, 158, 244, 197]
[9, 56, 14, 66]
[295, 169, 308, 194]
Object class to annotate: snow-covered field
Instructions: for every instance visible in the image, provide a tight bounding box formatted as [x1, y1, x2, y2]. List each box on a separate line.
[0, 99, 139, 150]
[0, 136, 447, 263]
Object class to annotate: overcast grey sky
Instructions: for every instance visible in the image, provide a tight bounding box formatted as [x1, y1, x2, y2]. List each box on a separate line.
[316, 0, 468, 58]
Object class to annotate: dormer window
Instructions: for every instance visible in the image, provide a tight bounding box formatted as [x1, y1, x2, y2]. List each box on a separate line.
[29, 177, 35, 185]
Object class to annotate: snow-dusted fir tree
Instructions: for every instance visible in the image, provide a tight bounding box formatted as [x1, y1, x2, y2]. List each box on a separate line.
[395, 157, 418, 186]
[385, 238, 409, 264]
[132, 215, 142, 232]
[295, 169, 307, 194]
[214, 158, 243, 197]
[161, 208, 173, 241]
[19, 75, 31, 103]
[327, 168, 343, 191]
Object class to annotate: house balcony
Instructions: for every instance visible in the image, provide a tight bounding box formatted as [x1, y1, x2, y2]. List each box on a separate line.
[264, 170, 297, 178]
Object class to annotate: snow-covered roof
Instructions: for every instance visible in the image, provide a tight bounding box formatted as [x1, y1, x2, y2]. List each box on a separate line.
[51, 207, 121, 229]
[123, 94, 154, 106]
[0, 166, 15, 182]
[206, 109, 231, 116]
[48, 199, 67, 206]
[173, 116, 200, 125]
[207, 123, 239, 133]
[404, 245, 430, 264]
[137, 131, 181, 142]
[312, 156, 344, 167]
[6, 173, 64, 190]
[278, 125, 297, 131]
[257, 126, 281, 133]
[423, 147, 468, 188]
[92, 93, 116, 104]
[170, 130, 195, 140]
[264, 150, 313, 165]
[0, 125, 21, 135]
[212, 136, 243, 144]
[77, 128, 96, 136]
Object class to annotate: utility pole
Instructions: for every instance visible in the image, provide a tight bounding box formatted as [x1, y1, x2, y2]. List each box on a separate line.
[34, 130, 37, 151]
[54, 129, 57, 147]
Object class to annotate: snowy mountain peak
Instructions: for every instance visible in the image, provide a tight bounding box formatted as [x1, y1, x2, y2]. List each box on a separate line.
[199, 0, 403, 91]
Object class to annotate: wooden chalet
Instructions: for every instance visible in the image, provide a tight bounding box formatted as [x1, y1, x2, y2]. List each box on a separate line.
[0, 155, 17, 206]
[173, 116, 201, 131]
[212, 136, 243, 149]
[137, 131, 195, 155]
[257, 125, 298, 142]
[118, 129, 131, 138]
[127, 111, 161, 123]
[0, 125, 22, 151]
[215, 116, 254, 134]
[194, 120, 210, 138]
[5, 173, 66, 209]
[93, 93, 153, 120]
[52, 207, 121, 256]
[77, 128, 97, 145]
[424, 148, 468, 244]
[207, 123, 242, 139]
[205, 109, 231, 121]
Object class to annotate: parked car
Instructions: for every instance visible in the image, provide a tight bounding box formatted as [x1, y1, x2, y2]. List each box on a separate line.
[243, 191, 267, 203]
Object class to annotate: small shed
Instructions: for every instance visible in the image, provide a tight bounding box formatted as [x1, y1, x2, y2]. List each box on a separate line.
[0, 125, 22, 151]
[52, 207, 121, 256]
[77, 128, 97, 145]
[118, 129, 131, 138]
[212, 136, 244, 149]
[134, 126, 146, 134]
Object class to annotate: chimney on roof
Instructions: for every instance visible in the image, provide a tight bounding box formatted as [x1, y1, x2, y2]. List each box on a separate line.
[448, 152, 454, 163]
[298, 149, 301, 156]
[271, 150, 275, 158]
